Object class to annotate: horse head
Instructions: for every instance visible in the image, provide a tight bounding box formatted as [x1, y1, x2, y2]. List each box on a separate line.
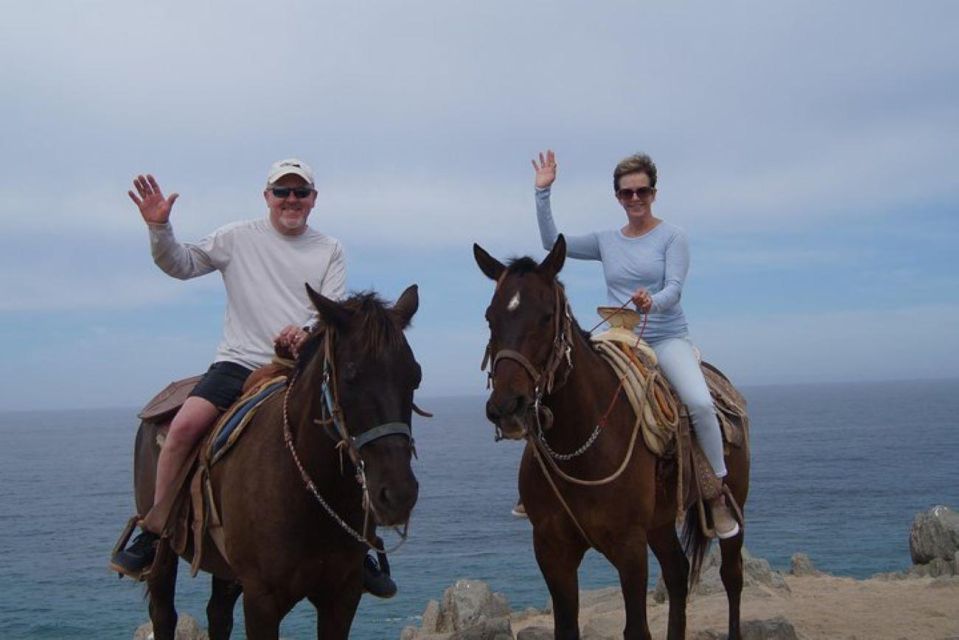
[304, 284, 422, 527]
[473, 236, 571, 440]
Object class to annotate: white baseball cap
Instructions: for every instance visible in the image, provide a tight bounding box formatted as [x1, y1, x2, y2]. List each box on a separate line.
[266, 158, 315, 186]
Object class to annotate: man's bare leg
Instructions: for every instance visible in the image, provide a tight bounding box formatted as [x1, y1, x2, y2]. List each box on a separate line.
[141, 396, 220, 533]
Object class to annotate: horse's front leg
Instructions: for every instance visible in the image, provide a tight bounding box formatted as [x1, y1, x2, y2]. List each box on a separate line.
[647, 523, 689, 640]
[206, 575, 242, 640]
[720, 534, 745, 640]
[609, 531, 653, 640]
[308, 581, 362, 640]
[146, 540, 179, 640]
[241, 582, 295, 640]
[533, 530, 587, 640]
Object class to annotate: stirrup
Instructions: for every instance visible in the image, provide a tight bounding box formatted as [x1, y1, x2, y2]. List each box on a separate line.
[109, 515, 151, 581]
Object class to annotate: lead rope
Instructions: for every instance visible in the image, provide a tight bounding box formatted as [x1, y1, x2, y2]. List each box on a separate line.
[531, 395, 643, 487]
[282, 340, 409, 555]
[528, 434, 596, 548]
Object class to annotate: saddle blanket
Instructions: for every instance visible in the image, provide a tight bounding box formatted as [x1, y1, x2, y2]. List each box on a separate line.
[207, 377, 287, 463]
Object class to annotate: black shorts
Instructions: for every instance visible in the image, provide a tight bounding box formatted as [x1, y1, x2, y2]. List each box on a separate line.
[188, 361, 254, 411]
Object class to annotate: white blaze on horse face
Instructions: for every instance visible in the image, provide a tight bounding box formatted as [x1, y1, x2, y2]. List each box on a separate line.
[507, 291, 521, 312]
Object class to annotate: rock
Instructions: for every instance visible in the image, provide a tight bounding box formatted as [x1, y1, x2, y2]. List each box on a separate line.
[133, 614, 207, 640]
[437, 579, 511, 632]
[653, 547, 790, 602]
[451, 616, 512, 640]
[421, 600, 441, 633]
[740, 550, 790, 593]
[789, 553, 823, 576]
[909, 505, 959, 565]
[516, 626, 553, 640]
[909, 557, 956, 578]
[692, 616, 799, 639]
[404, 579, 512, 639]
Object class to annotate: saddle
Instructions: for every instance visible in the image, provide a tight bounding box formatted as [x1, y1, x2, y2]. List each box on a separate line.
[131, 362, 292, 577]
[591, 308, 749, 533]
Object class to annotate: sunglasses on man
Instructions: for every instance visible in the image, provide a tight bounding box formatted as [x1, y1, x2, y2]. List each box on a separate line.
[269, 187, 315, 199]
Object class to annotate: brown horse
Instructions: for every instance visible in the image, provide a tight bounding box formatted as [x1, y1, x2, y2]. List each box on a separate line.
[474, 237, 750, 640]
[132, 285, 423, 640]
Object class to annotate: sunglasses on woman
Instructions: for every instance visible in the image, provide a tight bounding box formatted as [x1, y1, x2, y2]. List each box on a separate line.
[269, 187, 315, 199]
[616, 187, 655, 201]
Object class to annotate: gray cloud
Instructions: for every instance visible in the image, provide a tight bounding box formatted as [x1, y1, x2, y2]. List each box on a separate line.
[1, 1, 956, 407]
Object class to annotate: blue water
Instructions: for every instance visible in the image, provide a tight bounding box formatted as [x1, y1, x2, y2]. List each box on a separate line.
[1, 379, 957, 639]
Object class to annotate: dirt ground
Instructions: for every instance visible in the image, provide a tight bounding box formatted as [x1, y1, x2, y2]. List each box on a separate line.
[511, 574, 959, 639]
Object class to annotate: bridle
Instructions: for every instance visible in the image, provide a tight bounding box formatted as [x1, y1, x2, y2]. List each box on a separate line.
[481, 279, 574, 439]
[283, 327, 417, 553]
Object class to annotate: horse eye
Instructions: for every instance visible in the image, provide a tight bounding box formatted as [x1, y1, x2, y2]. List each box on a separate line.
[343, 362, 358, 381]
[540, 311, 554, 326]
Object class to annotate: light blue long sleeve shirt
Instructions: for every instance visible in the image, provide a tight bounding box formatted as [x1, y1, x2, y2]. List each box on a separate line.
[535, 186, 689, 344]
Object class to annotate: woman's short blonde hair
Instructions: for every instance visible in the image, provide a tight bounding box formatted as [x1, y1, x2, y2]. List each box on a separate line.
[613, 153, 657, 191]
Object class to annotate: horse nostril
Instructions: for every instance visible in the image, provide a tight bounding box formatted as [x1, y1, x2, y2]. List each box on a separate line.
[487, 395, 528, 421]
[511, 395, 529, 415]
[378, 482, 418, 512]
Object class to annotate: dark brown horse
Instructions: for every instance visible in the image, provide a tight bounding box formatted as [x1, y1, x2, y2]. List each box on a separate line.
[474, 237, 750, 640]
[132, 285, 423, 640]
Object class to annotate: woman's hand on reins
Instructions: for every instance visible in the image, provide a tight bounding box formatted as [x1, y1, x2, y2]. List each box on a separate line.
[631, 288, 652, 313]
[532, 149, 557, 189]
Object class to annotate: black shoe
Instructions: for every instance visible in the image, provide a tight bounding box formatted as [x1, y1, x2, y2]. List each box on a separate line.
[111, 530, 159, 577]
[362, 554, 397, 599]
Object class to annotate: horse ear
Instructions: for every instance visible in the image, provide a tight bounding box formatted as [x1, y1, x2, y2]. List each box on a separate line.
[393, 284, 419, 328]
[473, 243, 506, 281]
[539, 234, 566, 279]
[306, 283, 352, 330]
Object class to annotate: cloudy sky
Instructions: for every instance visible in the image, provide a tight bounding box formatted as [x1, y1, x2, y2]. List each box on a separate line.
[1, 1, 956, 410]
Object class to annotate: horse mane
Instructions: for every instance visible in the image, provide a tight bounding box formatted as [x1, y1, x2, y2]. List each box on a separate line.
[506, 256, 539, 274]
[296, 291, 404, 373]
[341, 291, 405, 356]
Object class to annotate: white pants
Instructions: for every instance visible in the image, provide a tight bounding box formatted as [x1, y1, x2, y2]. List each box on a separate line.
[651, 337, 727, 478]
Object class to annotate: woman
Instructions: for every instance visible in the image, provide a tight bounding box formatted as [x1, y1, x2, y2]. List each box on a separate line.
[529, 149, 738, 538]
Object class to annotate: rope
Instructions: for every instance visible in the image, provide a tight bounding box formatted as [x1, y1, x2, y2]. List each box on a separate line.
[531, 405, 642, 487]
[593, 341, 678, 455]
[282, 341, 409, 555]
[528, 438, 596, 548]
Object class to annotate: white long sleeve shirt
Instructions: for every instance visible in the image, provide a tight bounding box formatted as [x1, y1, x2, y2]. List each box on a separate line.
[149, 218, 346, 369]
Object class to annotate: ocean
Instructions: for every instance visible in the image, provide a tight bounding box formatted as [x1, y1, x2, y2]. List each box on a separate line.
[1, 379, 957, 639]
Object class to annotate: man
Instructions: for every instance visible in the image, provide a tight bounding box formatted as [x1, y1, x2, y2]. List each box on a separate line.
[111, 159, 396, 597]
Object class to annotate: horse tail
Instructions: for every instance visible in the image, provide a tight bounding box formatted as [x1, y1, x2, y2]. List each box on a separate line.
[681, 504, 711, 590]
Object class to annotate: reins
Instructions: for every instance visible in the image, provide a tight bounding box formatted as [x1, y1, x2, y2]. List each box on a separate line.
[282, 328, 414, 554]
